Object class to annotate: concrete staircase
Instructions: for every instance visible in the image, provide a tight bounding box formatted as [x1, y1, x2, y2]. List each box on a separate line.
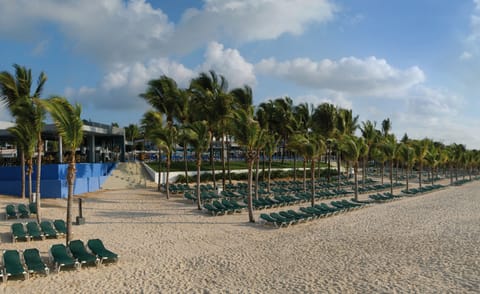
[101, 162, 156, 190]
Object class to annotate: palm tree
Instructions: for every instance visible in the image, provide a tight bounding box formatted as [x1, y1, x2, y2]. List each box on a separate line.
[141, 111, 166, 193]
[312, 103, 337, 182]
[360, 120, 378, 187]
[8, 123, 37, 200]
[145, 112, 177, 199]
[413, 138, 431, 188]
[379, 134, 398, 195]
[186, 121, 211, 210]
[341, 136, 365, 201]
[40, 97, 83, 245]
[0, 64, 47, 223]
[398, 142, 416, 192]
[190, 71, 231, 189]
[232, 109, 265, 223]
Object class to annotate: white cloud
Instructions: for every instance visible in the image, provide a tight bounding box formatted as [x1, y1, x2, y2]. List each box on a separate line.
[406, 86, 463, 120]
[171, 0, 335, 53]
[293, 92, 353, 110]
[256, 56, 425, 96]
[0, 0, 174, 65]
[69, 58, 195, 110]
[0, 0, 335, 65]
[199, 42, 256, 89]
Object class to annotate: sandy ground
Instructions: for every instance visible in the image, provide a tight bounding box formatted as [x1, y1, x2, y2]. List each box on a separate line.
[0, 180, 478, 293]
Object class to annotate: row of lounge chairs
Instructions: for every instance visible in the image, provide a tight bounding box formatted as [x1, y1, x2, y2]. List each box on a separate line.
[259, 200, 367, 228]
[5, 203, 37, 220]
[11, 219, 67, 242]
[1, 239, 118, 282]
[203, 199, 247, 216]
[401, 184, 445, 196]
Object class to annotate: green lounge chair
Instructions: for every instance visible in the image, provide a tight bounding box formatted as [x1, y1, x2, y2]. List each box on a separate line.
[3, 250, 28, 282]
[40, 221, 58, 238]
[11, 223, 29, 243]
[53, 219, 67, 236]
[26, 222, 45, 241]
[23, 248, 49, 276]
[50, 244, 79, 272]
[203, 203, 225, 216]
[28, 202, 37, 215]
[259, 213, 285, 228]
[17, 204, 30, 218]
[5, 204, 17, 219]
[87, 239, 118, 264]
[68, 240, 99, 266]
[40, 221, 58, 239]
[270, 213, 296, 226]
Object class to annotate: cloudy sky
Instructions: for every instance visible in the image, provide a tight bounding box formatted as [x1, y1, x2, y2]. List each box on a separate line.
[1, 0, 479, 148]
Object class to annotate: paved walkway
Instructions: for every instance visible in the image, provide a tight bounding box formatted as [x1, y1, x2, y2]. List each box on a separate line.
[101, 162, 156, 190]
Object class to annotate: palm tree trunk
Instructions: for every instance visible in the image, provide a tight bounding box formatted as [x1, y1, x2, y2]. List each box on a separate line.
[380, 163, 384, 185]
[362, 155, 367, 188]
[157, 150, 162, 192]
[183, 144, 189, 185]
[209, 140, 216, 188]
[390, 160, 394, 195]
[337, 150, 341, 190]
[303, 158, 307, 193]
[267, 154, 272, 192]
[310, 159, 315, 207]
[255, 155, 260, 200]
[247, 158, 255, 223]
[28, 161, 33, 202]
[66, 155, 76, 245]
[35, 136, 42, 223]
[406, 166, 409, 191]
[166, 151, 171, 200]
[21, 151, 25, 200]
[196, 158, 202, 210]
[221, 132, 226, 188]
[419, 163, 423, 188]
[354, 162, 359, 201]
[227, 136, 232, 184]
[327, 147, 331, 183]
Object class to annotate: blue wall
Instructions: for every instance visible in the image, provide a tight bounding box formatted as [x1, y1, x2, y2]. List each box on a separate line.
[0, 163, 116, 198]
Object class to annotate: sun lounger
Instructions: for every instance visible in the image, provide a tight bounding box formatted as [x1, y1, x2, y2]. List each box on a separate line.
[5, 204, 17, 220]
[68, 240, 99, 267]
[17, 204, 30, 218]
[23, 248, 49, 276]
[259, 213, 286, 228]
[11, 223, 29, 243]
[87, 239, 118, 264]
[26, 222, 45, 241]
[28, 202, 37, 215]
[53, 219, 67, 236]
[3, 250, 28, 282]
[50, 244, 79, 272]
[40, 221, 58, 239]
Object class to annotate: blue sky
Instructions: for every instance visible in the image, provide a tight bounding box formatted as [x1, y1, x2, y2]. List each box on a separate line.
[1, 0, 480, 148]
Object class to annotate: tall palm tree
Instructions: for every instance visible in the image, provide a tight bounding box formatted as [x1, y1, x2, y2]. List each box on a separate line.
[0, 64, 47, 223]
[40, 97, 83, 245]
[341, 136, 365, 201]
[146, 114, 177, 199]
[232, 109, 265, 223]
[312, 103, 337, 182]
[413, 138, 431, 188]
[141, 111, 165, 192]
[360, 120, 378, 187]
[379, 134, 398, 195]
[398, 142, 416, 192]
[190, 71, 231, 188]
[8, 123, 37, 200]
[186, 121, 212, 210]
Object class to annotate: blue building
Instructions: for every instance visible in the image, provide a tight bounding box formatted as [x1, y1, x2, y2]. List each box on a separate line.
[0, 120, 125, 198]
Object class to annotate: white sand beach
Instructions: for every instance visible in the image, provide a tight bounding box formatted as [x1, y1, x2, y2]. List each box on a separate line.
[0, 180, 478, 293]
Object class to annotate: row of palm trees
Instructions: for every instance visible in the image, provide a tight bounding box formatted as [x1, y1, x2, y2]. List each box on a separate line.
[138, 70, 480, 223]
[0, 64, 84, 243]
